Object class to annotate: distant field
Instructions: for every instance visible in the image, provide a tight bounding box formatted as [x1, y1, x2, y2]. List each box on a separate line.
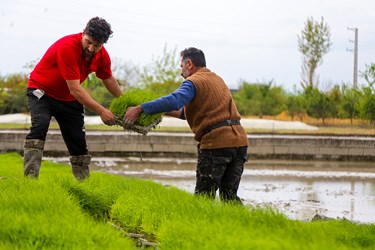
[1, 112, 374, 136]
[245, 113, 375, 136]
[2, 123, 375, 136]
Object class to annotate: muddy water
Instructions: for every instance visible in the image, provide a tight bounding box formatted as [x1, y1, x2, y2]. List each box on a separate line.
[47, 157, 375, 224]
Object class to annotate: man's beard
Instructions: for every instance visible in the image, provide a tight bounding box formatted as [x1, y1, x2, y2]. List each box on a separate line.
[83, 48, 94, 58]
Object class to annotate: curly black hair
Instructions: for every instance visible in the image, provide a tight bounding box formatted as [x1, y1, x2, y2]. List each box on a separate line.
[83, 17, 113, 44]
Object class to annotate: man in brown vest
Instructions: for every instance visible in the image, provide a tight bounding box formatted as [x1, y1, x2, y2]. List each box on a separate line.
[125, 47, 249, 204]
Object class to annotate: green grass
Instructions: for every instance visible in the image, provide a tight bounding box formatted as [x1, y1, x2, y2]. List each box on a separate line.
[0, 154, 134, 249]
[1, 153, 375, 249]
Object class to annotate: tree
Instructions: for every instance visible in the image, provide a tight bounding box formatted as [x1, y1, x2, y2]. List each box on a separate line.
[305, 87, 333, 124]
[0, 73, 29, 114]
[340, 84, 360, 124]
[233, 81, 260, 116]
[233, 80, 287, 117]
[286, 86, 306, 121]
[256, 80, 287, 118]
[298, 17, 332, 89]
[326, 85, 342, 120]
[361, 63, 375, 85]
[138, 44, 182, 95]
[359, 64, 375, 124]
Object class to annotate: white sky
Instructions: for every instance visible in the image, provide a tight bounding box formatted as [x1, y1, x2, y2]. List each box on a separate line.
[0, 0, 374, 90]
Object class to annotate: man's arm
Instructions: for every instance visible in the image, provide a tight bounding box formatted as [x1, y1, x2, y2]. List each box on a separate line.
[102, 75, 122, 98]
[124, 106, 182, 123]
[166, 108, 183, 118]
[124, 81, 196, 123]
[66, 79, 116, 125]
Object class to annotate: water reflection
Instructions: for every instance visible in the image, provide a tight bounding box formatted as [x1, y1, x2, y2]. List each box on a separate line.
[46, 157, 375, 224]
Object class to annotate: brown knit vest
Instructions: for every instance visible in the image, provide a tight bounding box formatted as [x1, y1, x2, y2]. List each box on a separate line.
[185, 68, 249, 149]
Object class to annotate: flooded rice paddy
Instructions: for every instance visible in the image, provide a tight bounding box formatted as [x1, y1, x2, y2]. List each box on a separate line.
[47, 156, 375, 224]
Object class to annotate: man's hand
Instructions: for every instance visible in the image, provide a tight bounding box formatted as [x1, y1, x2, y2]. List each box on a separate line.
[66, 79, 116, 126]
[99, 108, 116, 126]
[124, 105, 143, 123]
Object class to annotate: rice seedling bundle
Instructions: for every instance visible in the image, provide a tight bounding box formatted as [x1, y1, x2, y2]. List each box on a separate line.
[110, 88, 163, 135]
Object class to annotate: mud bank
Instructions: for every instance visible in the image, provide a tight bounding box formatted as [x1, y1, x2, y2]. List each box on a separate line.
[2, 130, 375, 161]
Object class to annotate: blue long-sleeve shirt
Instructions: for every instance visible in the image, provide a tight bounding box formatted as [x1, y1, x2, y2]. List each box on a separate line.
[141, 80, 196, 119]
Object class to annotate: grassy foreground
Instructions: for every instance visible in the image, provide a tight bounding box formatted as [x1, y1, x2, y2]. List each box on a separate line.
[1, 153, 375, 249]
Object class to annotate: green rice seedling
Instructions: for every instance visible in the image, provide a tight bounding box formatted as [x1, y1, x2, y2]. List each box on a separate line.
[0, 152, 24, 178]
[110, 88, 164, 127]
[304, 219, 375, 249]
[111, 179, 191, 238]
[110, 176, 375, 250]
[2, 153, 375, 250]
[0, 155, 135, 249]
[58, 172, 134, 221]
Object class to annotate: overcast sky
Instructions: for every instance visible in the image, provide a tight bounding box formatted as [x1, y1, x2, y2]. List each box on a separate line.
[1, 0, 374, 90]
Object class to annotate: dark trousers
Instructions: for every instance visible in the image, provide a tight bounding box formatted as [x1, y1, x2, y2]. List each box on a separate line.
[195, 146, 248, 203]
[26, 88, 88, 156]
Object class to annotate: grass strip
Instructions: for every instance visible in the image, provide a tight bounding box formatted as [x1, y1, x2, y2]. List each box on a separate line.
[0, 153, 134, 249]
[1, 153, 375, 249]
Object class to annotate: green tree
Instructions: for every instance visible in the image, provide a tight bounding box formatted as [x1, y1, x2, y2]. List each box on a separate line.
[326, 85, 342, 120]
[298, 17, 332, 89]
[257, 81, 287, 118]
[286, 86, 306, 121]
[305, 87, 333, 124]
[340, 84, 360, 124]
[359, 82, 375, 124]
[358, 63, 375, 124]
[233, 80, 287, 117]
[361, 63, 375, 85]
[0, 73, 29, 114]
[138, 44, 182, 95]
[233, 82, 260, 116]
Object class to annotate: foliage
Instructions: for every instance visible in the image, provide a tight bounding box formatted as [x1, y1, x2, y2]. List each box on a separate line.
[298, 16, 332, 89]
[1, 153, 375, 250]
[361, 63, 375, 85]
[233, 80, 287, 117]
[340, 84, 361, 124]
[0, 73, 29, 114]
[305, 87, 334, 124]
[138, 44, 182, 95]
[109, 88, 163, 127]
[326, 85, 342, 119]
[2, 54, 375, 128]
[359, 82, 375, 124]
[286, 86, 306, 121]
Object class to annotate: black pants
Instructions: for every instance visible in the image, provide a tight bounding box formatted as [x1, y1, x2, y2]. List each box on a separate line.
[26, 88, 88, 156]
[195, 146, 248, 203]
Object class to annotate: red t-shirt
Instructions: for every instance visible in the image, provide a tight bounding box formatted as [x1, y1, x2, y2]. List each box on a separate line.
[28, 32, 112, 101]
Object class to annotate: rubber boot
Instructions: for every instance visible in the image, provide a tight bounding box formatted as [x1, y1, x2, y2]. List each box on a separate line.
[23, 139, 45, 178]
[70, 155, 91, 181]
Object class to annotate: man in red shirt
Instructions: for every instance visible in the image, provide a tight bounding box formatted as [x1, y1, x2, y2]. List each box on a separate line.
[24, 17, 122, 180]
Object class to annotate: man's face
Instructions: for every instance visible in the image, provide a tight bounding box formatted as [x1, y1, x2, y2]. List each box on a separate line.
[180, 58, 191, 79]
[81, 33, 103, 58]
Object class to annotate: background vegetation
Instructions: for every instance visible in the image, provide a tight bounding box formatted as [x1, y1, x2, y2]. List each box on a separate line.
[1, 18, 375, 127]
[2, 59, 375, 126]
